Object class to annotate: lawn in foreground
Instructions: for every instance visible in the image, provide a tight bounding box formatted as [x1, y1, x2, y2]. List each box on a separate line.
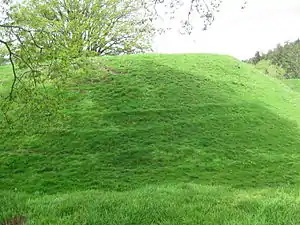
[1, 184, 300, 225]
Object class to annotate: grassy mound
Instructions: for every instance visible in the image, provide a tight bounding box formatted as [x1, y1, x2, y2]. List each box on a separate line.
[1, 54, 300, 224]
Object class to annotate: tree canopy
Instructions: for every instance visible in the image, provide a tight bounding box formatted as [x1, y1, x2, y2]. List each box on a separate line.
[10, 0, 154, 55]
[0, 0, 247, 120]
[246, 39, 300, 79]
[0, 0, 156, 102]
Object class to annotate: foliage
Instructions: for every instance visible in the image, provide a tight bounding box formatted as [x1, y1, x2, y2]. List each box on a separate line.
[247, 39, 300, 79]
[10, 0, 154, 56]
[246, 51, 262, 64]
[0, 0, 156, 120]
[255, 59, 286, 79]
[0, 0, 248, 107]
[0, 45, 8, 65]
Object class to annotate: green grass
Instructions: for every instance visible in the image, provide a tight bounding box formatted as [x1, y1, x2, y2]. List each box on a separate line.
[1, 54, 300, 224]
[2, 185, 300, 225]
[0, 65, 12, 95]
[284, 78, 300, 93]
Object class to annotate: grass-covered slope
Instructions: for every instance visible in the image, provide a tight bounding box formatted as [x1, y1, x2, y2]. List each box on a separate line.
[1, 54, 300, 224]
[285, 79, 300, 93]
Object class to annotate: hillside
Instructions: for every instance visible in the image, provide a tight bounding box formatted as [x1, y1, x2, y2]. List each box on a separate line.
[285, 79, 300, 93]
[1, 54, 300, 224]
[246, 39, 300, 78]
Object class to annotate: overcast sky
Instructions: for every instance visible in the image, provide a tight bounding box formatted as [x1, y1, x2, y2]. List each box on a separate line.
[153, 0, 300, 60]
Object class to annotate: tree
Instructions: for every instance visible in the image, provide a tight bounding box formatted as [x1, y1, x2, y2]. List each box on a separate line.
[247, 51, 262, 64]
[0, 0, 247, 121]
[247, 39, 300, 79]
[11, 0, 154, 56]
[0, 0, 155, 102]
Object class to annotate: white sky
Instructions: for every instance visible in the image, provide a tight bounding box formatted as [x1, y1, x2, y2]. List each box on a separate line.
[153, 0, 300, 60]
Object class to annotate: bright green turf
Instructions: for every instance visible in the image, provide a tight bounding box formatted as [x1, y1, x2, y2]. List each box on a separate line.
[1, 185, 300, 225]
[1, 54, 300, 224]
[284, 79, 300, 93]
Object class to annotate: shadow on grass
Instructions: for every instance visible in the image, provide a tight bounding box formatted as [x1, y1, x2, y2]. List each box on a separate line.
[1, 58, 300, 194]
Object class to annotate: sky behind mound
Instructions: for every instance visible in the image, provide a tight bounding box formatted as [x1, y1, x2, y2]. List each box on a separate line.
[1, 0, 299, 60]
[154, 0, 300, 60]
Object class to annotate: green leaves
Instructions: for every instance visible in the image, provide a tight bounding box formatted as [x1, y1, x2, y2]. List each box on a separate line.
[0, 0, 155, 121]
[248, 39, 300, 79]
[0, 45, 8, 65]
[12, 0, 154, 56]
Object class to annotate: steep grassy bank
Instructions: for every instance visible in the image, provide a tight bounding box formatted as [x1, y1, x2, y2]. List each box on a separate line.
[1, 54, 300, 224]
